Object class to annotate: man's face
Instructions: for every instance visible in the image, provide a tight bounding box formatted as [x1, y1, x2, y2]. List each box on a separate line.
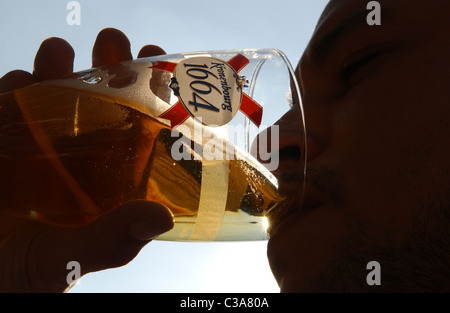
[267, 0, 450, 292]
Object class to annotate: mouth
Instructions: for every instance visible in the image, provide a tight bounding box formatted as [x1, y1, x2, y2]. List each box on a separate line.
[265, 141, 310, 237]
[266, 188, 323, 239]
[271, 145, 302, 179]
[267, 157, 323, 237]
[267, 156, 324, 238]
[258, 124, 314, 238]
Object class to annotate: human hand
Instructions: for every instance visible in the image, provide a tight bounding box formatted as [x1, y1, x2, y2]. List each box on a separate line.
[0, 28, 174, 292]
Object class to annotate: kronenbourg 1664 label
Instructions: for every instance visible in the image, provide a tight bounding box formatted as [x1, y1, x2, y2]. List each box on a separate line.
[150, 54, 263, 129]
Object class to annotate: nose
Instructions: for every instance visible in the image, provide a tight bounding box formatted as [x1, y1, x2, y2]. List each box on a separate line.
[250, 104, 323, 175]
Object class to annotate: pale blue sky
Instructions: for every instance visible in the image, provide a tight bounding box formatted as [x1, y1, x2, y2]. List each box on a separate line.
[0, 0, 328, 293]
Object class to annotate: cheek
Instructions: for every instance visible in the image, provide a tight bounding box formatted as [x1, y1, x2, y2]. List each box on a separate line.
[330, 57, 450, 239]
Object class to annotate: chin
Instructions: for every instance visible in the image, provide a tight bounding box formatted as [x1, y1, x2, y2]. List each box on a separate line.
[267, 205, 349, 292]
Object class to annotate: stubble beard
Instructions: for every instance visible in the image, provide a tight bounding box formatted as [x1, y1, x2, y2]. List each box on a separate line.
[301, 199, 450, 292]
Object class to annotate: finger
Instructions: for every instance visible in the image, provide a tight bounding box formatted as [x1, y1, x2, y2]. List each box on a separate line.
[140, 45, 170, 102]
[0, 70, 36, 93]
[67, 201, 174, 273]
[92, 28, 133, 67]
[138, 45, 166, 58]
[33, 37, 75, 81]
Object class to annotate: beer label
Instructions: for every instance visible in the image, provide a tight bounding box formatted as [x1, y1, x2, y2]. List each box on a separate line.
[150, 54, 262, 129]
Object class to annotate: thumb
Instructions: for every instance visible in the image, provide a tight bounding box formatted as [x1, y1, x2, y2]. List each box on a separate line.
[70, 201, 174, 273]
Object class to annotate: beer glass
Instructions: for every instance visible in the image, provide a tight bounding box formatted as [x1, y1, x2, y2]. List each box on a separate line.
[0, 49, 306, 241]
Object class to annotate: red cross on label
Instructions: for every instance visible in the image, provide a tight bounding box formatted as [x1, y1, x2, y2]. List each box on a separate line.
[150, 54, 263, 130]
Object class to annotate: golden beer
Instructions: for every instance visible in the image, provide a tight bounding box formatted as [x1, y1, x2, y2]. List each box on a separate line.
[0, 84, 283, 240]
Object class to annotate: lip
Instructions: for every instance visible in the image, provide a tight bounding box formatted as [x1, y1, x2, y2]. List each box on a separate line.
[267, 188, 323, 239]
[261, 124, 310, 238]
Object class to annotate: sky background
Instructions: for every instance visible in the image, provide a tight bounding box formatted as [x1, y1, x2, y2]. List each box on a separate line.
[0, 0, 328, 293]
